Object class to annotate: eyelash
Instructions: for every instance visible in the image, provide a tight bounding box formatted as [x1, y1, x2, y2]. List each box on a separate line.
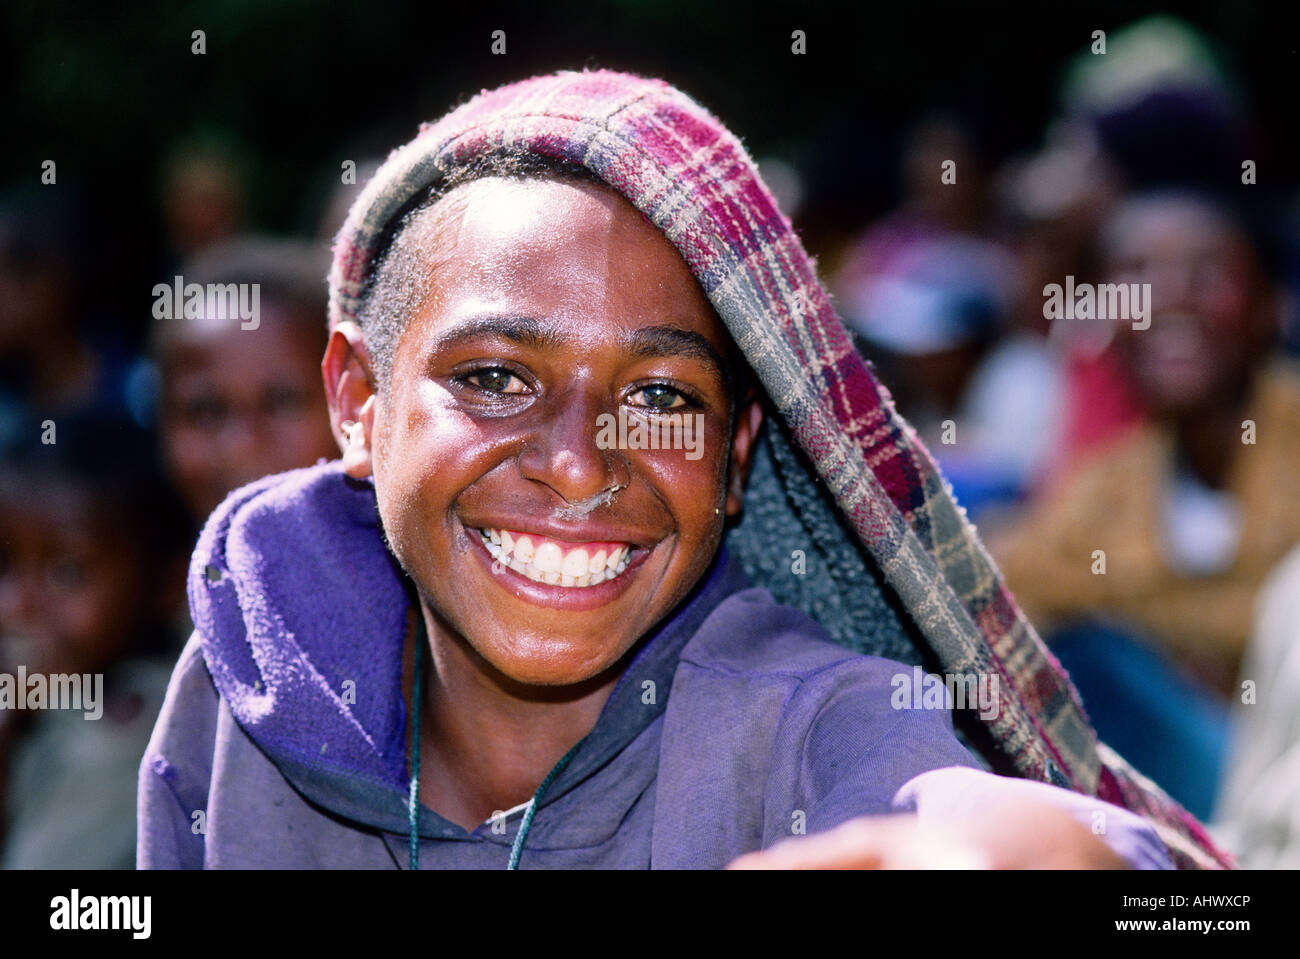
[626, 383, 701, 412]
[458, 365, 530, 396]
[453, 365, 705, 411]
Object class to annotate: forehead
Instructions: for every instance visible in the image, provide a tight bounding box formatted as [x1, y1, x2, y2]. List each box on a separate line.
[399, 176, 723, 344]
[1105, 197, 1247, 262]
[159, 310, 323, 374]
[0, 478, 102, 546]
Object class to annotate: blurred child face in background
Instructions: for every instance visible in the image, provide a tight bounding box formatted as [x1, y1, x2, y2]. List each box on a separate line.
[0, 479, 142, 677]
[159, 304, 337, 522]
[1105, 195, 1280, 417]
[358, 176, 760, 688]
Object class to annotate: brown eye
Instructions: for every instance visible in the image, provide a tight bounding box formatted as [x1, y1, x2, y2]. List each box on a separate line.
[49, 558, 87, 592]
[629, 384, 687, 410]
[467, 367, 527, 394]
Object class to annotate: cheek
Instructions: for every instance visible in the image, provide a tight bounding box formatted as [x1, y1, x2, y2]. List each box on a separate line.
[632, 419, 731, 535]
[164, 423, 214, 468]
[162, 427, 221, 510]
[1204, 280, 1252, 334]
[372, 386, 510, 544]
[280, 411, 337, 459]
[59, 570, 135, 661]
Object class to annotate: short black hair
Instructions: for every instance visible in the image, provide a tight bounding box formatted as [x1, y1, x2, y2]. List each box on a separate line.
[357, 151, 607, 389]
[152, 235, 331, 359]
[355, 149, 758, 417]
[0, 411, 190, 562]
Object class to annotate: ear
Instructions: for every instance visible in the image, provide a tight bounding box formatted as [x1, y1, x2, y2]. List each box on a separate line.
[322, 321, 378, 479]
[724, 394, 765, 517]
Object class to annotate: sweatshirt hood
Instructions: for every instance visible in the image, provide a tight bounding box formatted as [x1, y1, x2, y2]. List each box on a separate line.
[188, 458, 754, 836]
[189, 461, 414, 830]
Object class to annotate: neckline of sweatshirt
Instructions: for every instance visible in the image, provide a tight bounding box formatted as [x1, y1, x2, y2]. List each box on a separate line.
[188, 459, 752, 839]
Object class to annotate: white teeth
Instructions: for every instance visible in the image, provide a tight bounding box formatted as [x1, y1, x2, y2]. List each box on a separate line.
[533, 542, 563, 574]
[561, 548, 590, 578]
[478, 528, 635, 589]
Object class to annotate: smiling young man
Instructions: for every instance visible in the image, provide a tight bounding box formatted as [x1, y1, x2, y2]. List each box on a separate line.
[137, 70, 1229, 870]
[331, 158, 768, 835]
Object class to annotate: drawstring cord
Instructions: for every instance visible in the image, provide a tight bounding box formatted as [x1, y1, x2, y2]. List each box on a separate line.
[408, 624, 424, 870]
[506, 741, 582, 869]
[407, 617, 584, 871]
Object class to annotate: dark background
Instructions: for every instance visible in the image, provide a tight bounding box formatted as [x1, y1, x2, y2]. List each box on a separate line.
[4, 0, 1296, 349]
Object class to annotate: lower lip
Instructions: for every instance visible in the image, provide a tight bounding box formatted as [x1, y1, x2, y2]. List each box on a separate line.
[464, 522, 650, 611]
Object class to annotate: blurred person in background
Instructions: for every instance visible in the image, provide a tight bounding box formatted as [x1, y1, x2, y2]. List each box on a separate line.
[989, 124, 1124, 499]
[153, 236, 337, 525]
[1034, 15, 1266, 480]
[836, 114, 989, 295]
[986, 187, 1297, 821]
[0, 413, 188, 868]
[160, 139, 249, 266]
[834, 115, 1062, 518]
[0, 193, 152, 448]
[838, 234, 1040, 516]
[1215, 541, 1300, 867]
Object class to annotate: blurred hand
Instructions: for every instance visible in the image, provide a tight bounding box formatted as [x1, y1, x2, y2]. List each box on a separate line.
[727, 800, 1130, 870]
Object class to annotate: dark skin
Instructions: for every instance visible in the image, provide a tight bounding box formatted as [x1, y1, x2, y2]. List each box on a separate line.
[0, 481, 170, 848]
[1106, 196, 1281, 489]
[159, 306, 337, 522]
[325, 177, 763, 830]
[324, 175, 1128, 867]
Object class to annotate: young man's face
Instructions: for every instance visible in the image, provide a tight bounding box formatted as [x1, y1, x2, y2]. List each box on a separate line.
[349, 176, 760, 687]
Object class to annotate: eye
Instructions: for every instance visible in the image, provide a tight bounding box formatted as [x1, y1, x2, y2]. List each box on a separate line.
[628, 384, 689, 411]
[464, 367, 528, 395]
[179, 394, 228, 429]
[48, 558, 86, 592]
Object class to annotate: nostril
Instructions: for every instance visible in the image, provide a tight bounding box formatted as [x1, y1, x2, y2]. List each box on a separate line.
[205, 564, 225, 583]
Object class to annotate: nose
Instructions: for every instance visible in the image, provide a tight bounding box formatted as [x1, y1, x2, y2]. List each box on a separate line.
[517, 388, 625, 506]
[1148, 257, 1197, 315]
[217, 410, 266, 464]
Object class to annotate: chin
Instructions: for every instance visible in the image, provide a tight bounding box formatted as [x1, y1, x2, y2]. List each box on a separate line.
[480, 634, 624, 688]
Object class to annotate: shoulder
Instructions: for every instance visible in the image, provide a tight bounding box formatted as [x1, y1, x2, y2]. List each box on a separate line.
[1258, 357, 1300, 405]
[161, 632, 220, 715]
[674, 585, 971, 762]
[140, 633, 221, 795]
[679, 585, 903, 686]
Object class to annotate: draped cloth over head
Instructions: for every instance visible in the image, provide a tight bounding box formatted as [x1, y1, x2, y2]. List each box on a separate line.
[328, 69, 1232, 868]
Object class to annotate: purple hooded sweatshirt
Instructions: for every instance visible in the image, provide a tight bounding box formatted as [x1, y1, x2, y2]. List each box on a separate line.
[137, 461, 1171, 869]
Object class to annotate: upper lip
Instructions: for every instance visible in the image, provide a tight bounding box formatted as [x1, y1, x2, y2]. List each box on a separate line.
[464, 517, 654, 549]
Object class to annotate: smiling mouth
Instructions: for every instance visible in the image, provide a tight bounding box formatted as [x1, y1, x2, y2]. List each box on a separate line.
[476, 527, 633, 588]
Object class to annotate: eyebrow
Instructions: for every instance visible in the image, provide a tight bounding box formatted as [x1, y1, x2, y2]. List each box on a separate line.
[627, 326, 726, 377]
[431, 316, 728, 378]
[431, 315, 565, 353]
